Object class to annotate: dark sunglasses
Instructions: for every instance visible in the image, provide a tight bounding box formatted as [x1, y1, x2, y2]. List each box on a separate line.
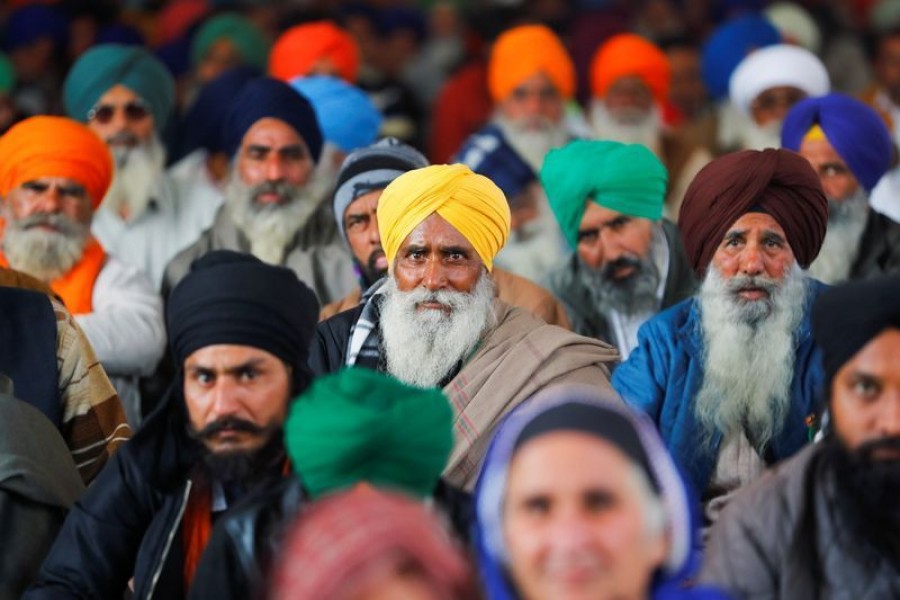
[87, 100, 151, 124]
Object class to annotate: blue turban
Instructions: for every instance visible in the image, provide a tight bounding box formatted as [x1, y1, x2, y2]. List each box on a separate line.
[290, 75, 383, 154]
[3, 5, 68, 53]
[454, 124, 535, 203]
[184, 66, 260, 156]
[781, 93, 893, 192]
[64, 44, 176, 129]
[222, 77, 323, 163]
[702, 15, 781, 100]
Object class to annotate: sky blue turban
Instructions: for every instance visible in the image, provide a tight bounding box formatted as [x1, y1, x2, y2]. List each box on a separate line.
[222, 77, 323, 163]
[64, 44, 176, 129]
[702, 14, 781, 100]
[781, 93, 893, 192]
[290, 75, 382, 154]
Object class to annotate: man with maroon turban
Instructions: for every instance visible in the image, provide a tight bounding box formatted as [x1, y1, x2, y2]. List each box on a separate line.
[611, 148, 829, 530]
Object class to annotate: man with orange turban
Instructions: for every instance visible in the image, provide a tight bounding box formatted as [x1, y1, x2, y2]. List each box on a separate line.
[455, 24, 578, 282]
[269, 21, 359, 83]
[0, 116, 165, 427]
[589, 33, 712, 219]
[612, 148, 829, 528]
[311, 164, 618, 490]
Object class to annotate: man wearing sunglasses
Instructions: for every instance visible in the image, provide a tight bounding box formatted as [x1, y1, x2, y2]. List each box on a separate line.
[64, 45, 212, 289]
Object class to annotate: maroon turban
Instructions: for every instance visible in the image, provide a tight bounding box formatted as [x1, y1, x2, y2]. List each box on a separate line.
[678, 148, 827, 277]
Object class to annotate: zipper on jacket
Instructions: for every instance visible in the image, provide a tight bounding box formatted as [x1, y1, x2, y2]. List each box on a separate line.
[146, 480, 192, 599]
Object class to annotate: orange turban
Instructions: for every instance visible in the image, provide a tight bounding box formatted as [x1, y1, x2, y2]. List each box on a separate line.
[488, 25, 575, 103]
[0, 116, 113, 208]
[269, 21, 359, 83]
[590, 34, 670, 105]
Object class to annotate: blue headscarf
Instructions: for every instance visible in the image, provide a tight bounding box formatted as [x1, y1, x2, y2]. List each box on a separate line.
[454, 125, 536, 203]
[184, 65, 260, 156]
[222, 77, 323, 163]
[702, 15, 781, 101]
[781, 93, 893, 192]
[3, 5, 68, 53]
[474, 385, 729, 600]
[290, 75, 383, 154]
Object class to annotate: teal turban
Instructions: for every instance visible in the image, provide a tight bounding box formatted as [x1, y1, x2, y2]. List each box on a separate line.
[64, 44, 176, 128]
[540, 140, 668, 248]
[0, 53, 14, 94]
[190, 13, 269, 70]
[285, 368, 453, 500]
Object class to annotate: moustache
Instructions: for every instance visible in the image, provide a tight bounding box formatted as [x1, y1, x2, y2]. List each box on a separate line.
[13, 213, 84, 236]
[599, 255, 643, 281]
[107, 131, 140, 147]
[856, 435, 900, 462]
[367, 248, 386, 272]
[193, 416, 266, 440]
[250, 181, 297, 206]
[725, 274, 779, 298]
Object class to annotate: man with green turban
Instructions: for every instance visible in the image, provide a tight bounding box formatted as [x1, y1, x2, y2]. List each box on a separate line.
[64, 44, 212, 288]
[190, 13, 269, 84]
[186, 367, 459, 600]
[541, 140, 696, 358]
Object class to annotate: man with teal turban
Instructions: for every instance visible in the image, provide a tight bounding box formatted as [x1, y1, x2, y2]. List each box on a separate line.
[191, 13, 269, 84]
[186, 367, 459, 600]
[64, 44, 212, 288]
[540, 140, 696, 358]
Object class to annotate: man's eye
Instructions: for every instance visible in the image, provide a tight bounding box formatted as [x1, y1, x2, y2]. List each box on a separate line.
[608, 217, 630, 231]
[238, 368, 258, 382]
[195, 372, 214, 384]
[522, 497, 550, 516]
[853, 379, 880, 398]
[725, 238, 741, 247]
[578, 230, 599, 244]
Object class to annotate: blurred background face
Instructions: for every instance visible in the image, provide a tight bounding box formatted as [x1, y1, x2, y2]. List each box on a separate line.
[343, 189, 387, 282]
[798, 137, 860, 202]
[577, 202, 654, 274]
[237, 117, 314, 192]
[667, 45, 707, 120]
[87, 84, 155, 149]
[603, 76, 654, 122]
[502, 431, 666, 600]
[749, 85, 806, 127]
[498, 72, 565, 130]
[876, 36, 900, 105]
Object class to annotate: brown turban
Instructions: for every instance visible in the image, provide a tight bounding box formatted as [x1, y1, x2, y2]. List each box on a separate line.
[678, 148, 827, 277]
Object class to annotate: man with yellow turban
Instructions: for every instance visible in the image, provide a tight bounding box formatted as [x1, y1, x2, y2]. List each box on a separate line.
[311, 164, 619, 490]
[0, 116, 165, 428]
[588, 33, 712, 218]
[540, 140, 696, 358]
[455, 24, 578, 281]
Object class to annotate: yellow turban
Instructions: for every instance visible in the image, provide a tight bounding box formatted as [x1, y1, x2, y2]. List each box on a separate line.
[378, 164, 511, 272]
[488, 25, 575, 103]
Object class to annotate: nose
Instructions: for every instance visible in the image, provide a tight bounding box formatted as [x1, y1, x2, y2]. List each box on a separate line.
[580, 241, 605, 271]
[422, 258, 448, 291]
[109, 106, 128, 132]
[739, 245, 765, 276]
[209, 378, 242, 420]
[548, 512, 595, 553]
[34, 186, 64, 214]
[265, 154, 285, 182]
[369, 216, 381, 246]
[880, 393, 900, 438]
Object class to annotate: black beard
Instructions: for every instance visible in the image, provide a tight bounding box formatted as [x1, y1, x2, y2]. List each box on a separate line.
[823, 435, 900, 568]
[357, 250, 387, 288]
[186, 417, 285, 485]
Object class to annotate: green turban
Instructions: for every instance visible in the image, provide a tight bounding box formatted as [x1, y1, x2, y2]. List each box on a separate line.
[64, 44, 176, 128]
[540, 139, 668, 248]
[285, 368, 453, 500]
[0, 53, 14, 95]
[191, 13, 269, 70]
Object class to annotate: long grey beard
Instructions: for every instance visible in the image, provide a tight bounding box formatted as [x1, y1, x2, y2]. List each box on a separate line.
[694, 263, 807, 451]
[379, 274, 497, 389]
[103, 134, 166, 220]
[578, 251, 660, 316]
[807, 190, 869, 284]
[224, 167, 329, 265]
[589, 100, 662, 155]
[738, 118, 783, 151]
[493, 114, 569, 173]
[2, 213, 89, 281]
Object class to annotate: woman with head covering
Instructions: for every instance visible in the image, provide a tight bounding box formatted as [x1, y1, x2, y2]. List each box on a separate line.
[474, 385, 729, 600]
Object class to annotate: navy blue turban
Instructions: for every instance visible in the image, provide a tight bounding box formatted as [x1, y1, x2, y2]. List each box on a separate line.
[781, 93, 893, 192]
[222, 77, 324, 163]
[167, 250, 319, 369]
[185, 66, 260, 156]
[455, 125, 536, 204]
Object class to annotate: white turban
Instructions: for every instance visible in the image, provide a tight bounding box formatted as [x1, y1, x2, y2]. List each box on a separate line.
[728, 44, 830, 117]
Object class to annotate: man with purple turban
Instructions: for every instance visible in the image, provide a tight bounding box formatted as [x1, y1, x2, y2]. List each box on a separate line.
[612, 148, 829, 529]
[781, 92, 900, 284]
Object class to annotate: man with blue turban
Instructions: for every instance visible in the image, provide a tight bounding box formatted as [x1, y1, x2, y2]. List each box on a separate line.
[163, 77, 357, 305]
[781, 93, 900, 283]
[64, 44, 209, 289]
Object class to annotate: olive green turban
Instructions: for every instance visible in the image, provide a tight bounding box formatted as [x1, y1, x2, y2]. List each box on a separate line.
[540, 140, 668, 248]
[285, 368, 453, 500]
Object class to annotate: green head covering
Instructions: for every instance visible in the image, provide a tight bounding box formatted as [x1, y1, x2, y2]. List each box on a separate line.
[285, 368, 453, 500]
[540, 139, 668, 248]
[0, 53, 15, 95]
[190, 13, 269, 70]
[64, 44, 176, 128]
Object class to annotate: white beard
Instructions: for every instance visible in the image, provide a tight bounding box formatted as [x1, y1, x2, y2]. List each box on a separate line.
[2, 213, 89, 281]
[694, 263, 808, 450]
[103, 134, 167, 221]
[379, 274, 496, 389]
[588, 100, 663, 155]
[224, 165, 332, 265]
[738, 118, 783, 151]
[493, 114, 569, 173]
[807, 190, 869, 284]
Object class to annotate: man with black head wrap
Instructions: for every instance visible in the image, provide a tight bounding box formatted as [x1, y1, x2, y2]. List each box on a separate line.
[26, 250, 319, 600]
[701, 276, 900, 598]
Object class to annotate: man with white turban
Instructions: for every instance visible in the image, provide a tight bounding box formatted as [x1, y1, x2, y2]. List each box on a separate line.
[310, 164, 618, 490]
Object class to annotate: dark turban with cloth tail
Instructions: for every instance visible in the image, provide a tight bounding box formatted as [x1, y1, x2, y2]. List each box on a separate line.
[166, 250, 319, 389]
[541, 140, 668, 249]
[781, 93, 893, 192]
[678, 148, 827, 277]
[64, 44, 175, 128]
[222, 77, 323, 163]
[284, 367, 452, 499]
[813, 275, 900, 390]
